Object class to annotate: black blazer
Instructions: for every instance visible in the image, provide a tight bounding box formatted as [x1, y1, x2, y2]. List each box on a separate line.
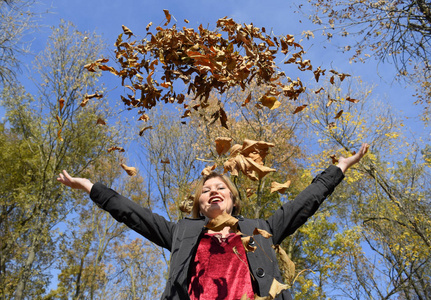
[90, 165, 344, 299]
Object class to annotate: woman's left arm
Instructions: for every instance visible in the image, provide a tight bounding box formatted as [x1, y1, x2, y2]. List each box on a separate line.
[267, 143, 368, 244]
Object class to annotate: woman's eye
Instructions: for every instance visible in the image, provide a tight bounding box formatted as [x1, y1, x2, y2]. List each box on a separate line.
[202, 190, 209, 193]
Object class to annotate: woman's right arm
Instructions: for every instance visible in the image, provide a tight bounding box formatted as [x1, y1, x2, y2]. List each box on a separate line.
[57, 171, 175, 250]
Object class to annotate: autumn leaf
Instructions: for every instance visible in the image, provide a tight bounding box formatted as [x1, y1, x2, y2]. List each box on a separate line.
[242, 92, 252, 107]
[259, 95, 281, 110]
[328, 122, 336, 130]
[253, 228, 273, 238]
[163, 9, 171, 26]
[330, 75, 335, 84]
[146, 22, 152, 31]
[314, 87, 324, 94]
[205, 212, 238, 231]
[268, 278, 290, 299]
[96, 118, 106, 125]
[201, 164, 217, 176]
[56, 115, 62, 126]
[346, 96, 359, 103]
[139, 126, 153, 136]
[335, 109, 343, 119]
[330, 154, 338, 164]
[59, 98, 64, 111]
[57, 128, 63, 142]
[107, 146, 125, 153]
[120, 163, 138, 176]
[292, 104, 307, 114]
[215, 137, 232, 156]
[179, 195, 194, 213]
[270, 180, 291, 194]
[160, 158, 170, 164]
[122, 25, 133, 37]
[241, 236, 257, 252]
[273, 244, 295, 285]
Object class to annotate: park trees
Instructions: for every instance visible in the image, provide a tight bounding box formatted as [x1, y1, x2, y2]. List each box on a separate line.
[0, 21, 117, 299]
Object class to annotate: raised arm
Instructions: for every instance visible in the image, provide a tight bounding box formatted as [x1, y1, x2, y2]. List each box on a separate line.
[57, 170, 94, 194]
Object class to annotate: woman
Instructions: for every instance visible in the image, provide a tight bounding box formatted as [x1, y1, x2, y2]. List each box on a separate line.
[57, 143, 368, 299]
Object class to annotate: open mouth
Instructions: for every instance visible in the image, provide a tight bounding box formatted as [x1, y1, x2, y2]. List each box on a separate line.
[209, 197, 223, 204]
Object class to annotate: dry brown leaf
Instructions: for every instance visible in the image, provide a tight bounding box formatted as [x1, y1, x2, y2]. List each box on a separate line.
[242, 92, 252, 107]
[139, 126, 153, 136]
[292, 104, 307, 114]
[253, 228, 273, 239]
[146, 22, 153, 31]
[56, 115, 62, 126]
[259, 95, 281, 110]
[107, 146, 125, 153]
[120, 163, 138, 176]
[138, 114, 150, 121]
[241, 236, 257, 252]
[346, 96, 359, 103]
[268, 278, 290, 299]
[161, 159, 170, 164]
[205, 212, 238, 232]
[273, 244, 295, 285]
[335, 109, 343, 119]
[122, 25, 133, 37]
[270, 180, 291, 194]
[215, 137, 232, 156]
[179, 195, 194, 213]
[330, 154, 338, 164]
[163, 9, 171, 26]
[59, 98, 64, 111]
[57, 128, 63, 142]
[201, 164, 217, 176]
[96, 118, 106, 125]
[314, 87, 324, 94]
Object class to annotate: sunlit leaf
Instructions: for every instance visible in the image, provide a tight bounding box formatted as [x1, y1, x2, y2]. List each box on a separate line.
[273, 244, 295, 285]
[335, 109, 343, 119]
[270, 180, 291, 194]
[215, 137, 232, 156]
[292, 104, 307, 114]
[201, 164, 217, 176]
[253, 228, 273, 238]
[259, 95, 281, 110]
[163, 9, 171, 26]
[59, 98, 64, 111]
[96, 118, 106, 125]
[241, 236, 257, 252]
[107, 146, 125, 153]
[139, 126, 153, 136]
[122, 25, 133, 37]
[268, 278, 290, 299]
[160, 159, 170, 164]
[120, 163, 138, 176]
[205, 212, 238, 231]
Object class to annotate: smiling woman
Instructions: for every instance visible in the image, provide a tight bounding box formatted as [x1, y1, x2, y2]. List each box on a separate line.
[57, 143, 368, 300]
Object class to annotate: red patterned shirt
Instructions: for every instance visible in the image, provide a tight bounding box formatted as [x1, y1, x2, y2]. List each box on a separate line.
[188, 232, 254, 300]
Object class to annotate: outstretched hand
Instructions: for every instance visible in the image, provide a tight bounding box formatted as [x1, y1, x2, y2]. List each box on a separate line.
[336, 143, 369, 174]
[57, 170, 93, 194]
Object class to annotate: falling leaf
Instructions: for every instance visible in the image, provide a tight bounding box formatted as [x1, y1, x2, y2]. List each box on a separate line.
[328, 122, 336, 130]
[241, 236, 257, 252]
[242, 92, 252, 107]
[179, 195, 194, 213]
[215, 137, 232, 156]
[219, 107, 229, 129]
[184, 19, 189, 24]
[206, 212, 238, 232]
[270, 180, 291, 194]
[259, 95, 281, 110]
[346, 96, 359, 103]
[146, 22, 153, 31]
[253, 228, 273, 238]
[122, 25, 133, 37]
[161, 158, 170, 164]
[120, 163, 138, 176]
[339, 73, 350, 81]
[292, 104, 307, 114]
[56, 115, 62, 126]
[59, 98, 65, 111]
[96, 118, 106, 125]
[268, 278, 290, 299]
[330, 75, 335, 84]
[314, 87, 324, 94]
[107, 146, 125, 153]
[139, 126, 153, 136]
[273, 244, 295, 285]
[327, 98, 335, 107]
[201, 164, 217, 176]
[163, 9, 171, 26]
[57, 128, 63, 141]
[138, 114, 150, 121]
[335, 110, 343, 119]
[330, 154, 338, 164]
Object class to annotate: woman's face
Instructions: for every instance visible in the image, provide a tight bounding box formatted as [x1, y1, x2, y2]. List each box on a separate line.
[199, 177, 234, 219]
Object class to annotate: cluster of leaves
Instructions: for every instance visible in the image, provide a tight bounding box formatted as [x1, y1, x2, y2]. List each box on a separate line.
[85, 10, 349, 130]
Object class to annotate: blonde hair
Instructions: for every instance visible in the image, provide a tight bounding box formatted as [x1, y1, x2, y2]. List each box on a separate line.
[191, 172, 241, 219]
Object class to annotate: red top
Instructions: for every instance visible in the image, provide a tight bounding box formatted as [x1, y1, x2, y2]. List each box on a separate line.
[188, 232, 254, 300]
